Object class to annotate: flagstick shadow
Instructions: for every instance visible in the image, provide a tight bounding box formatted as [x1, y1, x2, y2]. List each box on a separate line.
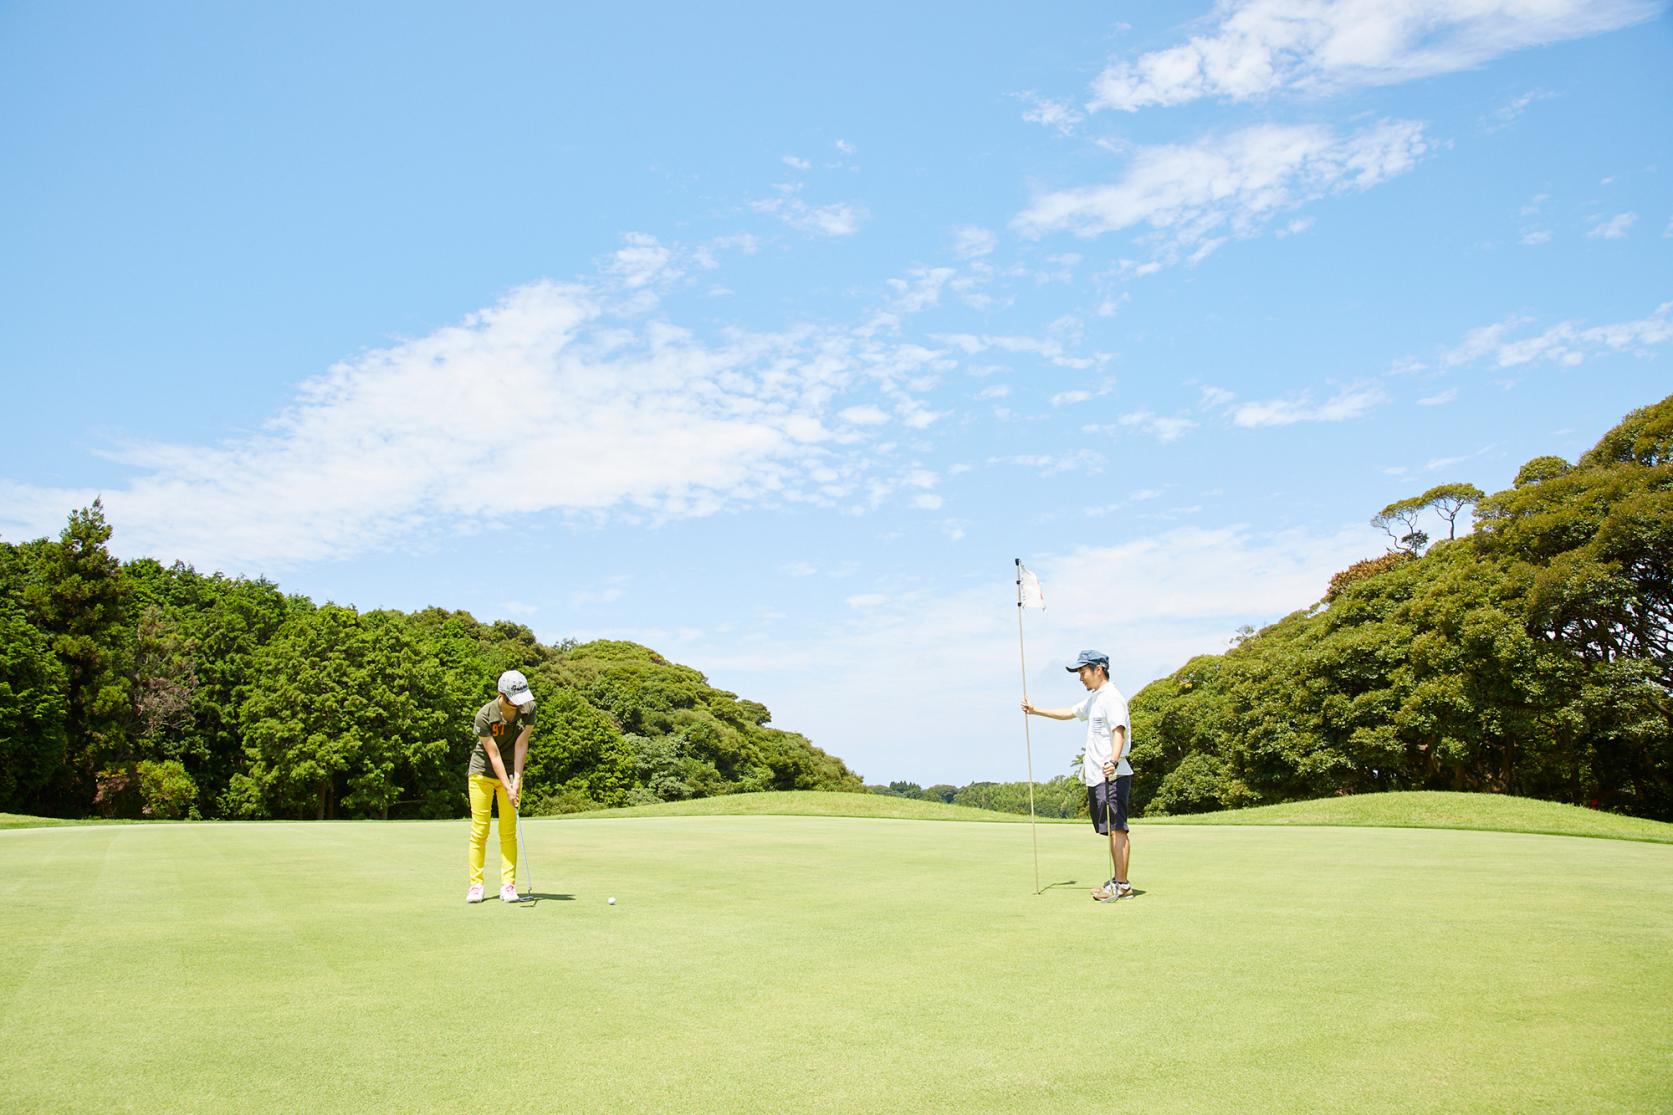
[1038, 880, 1079, 893]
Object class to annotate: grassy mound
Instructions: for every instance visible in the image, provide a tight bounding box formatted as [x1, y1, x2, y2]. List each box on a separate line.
[550, 790, 1057, 824]
[1146, 790, 1673, 844]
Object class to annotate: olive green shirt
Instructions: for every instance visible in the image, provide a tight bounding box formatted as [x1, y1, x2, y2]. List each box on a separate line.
[470, 699, 536, 779]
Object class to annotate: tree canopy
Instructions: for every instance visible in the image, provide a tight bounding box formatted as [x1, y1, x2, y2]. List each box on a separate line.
[1131, 394, 1673, 821]
[0, 516, 861, 820]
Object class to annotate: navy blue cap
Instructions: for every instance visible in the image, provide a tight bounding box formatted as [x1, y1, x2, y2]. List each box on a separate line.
[1066, 649, 1109, 671]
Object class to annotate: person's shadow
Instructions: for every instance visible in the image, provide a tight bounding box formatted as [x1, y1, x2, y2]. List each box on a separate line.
[515, 892, 575, 906]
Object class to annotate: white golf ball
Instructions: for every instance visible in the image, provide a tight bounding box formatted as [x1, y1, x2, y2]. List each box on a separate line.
[608, 897, 616, 905]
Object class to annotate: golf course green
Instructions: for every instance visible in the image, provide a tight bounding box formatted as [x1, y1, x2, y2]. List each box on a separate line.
[2, 793, 1669, 1113]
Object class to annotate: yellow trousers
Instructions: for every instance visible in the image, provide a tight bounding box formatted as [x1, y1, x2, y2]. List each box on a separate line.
[467, 774, 518, 888]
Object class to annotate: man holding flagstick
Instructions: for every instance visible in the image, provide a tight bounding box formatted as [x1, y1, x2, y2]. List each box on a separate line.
[1022, 650, 1133, 902]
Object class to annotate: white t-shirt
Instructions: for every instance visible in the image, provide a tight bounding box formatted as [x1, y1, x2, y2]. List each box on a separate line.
[1074, 682, 1132, 786]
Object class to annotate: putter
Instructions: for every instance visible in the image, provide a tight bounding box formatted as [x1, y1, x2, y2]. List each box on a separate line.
[515, 807, 533, 899]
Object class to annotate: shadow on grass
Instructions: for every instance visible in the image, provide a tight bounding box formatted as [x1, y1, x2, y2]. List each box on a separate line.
[1039, 880, 1079, 893]
[514, 892, 575, 906]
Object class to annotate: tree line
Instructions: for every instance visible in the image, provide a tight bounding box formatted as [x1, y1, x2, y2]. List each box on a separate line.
[0, 509, 860, 820]
[1128, 394, 1673, 822]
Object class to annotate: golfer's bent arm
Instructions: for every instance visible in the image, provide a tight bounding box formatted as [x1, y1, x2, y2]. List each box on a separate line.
[480, 735, 513, 791]
[512, 728, 531, 791]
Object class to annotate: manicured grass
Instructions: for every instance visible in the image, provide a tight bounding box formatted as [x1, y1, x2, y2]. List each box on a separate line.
[0, 812, 139, 831]
[1145, 790, 1673, 845]
[552, 789, 1056, 824]
[2, 811, 1669, 1112]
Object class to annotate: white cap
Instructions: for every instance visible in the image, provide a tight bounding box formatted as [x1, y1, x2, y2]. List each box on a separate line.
[497, 669, 535, 707]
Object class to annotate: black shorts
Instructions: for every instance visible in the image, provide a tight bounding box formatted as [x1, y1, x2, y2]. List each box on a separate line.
[1088, 776, 1130, 834]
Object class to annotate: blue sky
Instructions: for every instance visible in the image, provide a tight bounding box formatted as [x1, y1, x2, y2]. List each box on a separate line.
[3, 2, 1669, 785]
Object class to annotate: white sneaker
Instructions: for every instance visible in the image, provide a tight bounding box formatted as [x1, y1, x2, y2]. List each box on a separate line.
[499, 885, 523, 903]
[466, 884, 485, 904]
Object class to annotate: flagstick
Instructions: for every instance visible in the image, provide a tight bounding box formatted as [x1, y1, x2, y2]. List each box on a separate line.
[1016, 559, 1041, 896]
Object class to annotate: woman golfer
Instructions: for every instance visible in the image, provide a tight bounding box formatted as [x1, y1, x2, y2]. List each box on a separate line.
[466, 669, 536, 904]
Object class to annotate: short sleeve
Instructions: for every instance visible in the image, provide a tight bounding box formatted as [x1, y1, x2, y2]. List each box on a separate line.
[1072, 694, 1092, 721]
[522, 704, 537, 728]
[1104, 691, 1129, 726]
[472, 705, 491, 735]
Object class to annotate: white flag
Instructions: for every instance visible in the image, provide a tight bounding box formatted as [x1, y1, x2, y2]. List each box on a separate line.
[1016, 560, 1046, 610]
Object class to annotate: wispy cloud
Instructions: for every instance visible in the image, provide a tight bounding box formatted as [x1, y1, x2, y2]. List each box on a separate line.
[1017, 91, 1084, 135]
[952, 226, 998, 259]
[606, 232, 680, 289]
[751, 185, 868, 237]
[1417, 388, 1458, 407]
[1087, 0, 1657, 111]
[0, 275, 972, 569]
[1587, 212, 1638, 239]
[1230, 383, 1388, 427]
[1113, 409, 1199, 442]
[1485, 88, 1555, 132]
[1443, 302, 1673, 368]
[987, 450, 1106, 475]
[1014, 120, 1431, 266]
[932, 332, 1105, 370]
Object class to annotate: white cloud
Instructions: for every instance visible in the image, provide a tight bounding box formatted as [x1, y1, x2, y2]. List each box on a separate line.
[838, 404, 891, 426]
[751, 187, 868, 237]
[1443, 302, 1673, 369]
[1051, 390, 1093, 406]
[571, 585, 626, 607]
[1087, 0, 1657, 111]
[1115, 409, 1198, 442]
[932, 332, 1104, 369]
[1417, 388, 1458, 407]
[606, 232, 680, 289]
[1231, 383, 1388, 427]
[784, 562, 818, 577]
[975, 384, 1011, 400]
[1486, 88, 1555, 131]
[846, 593, 887, 609]
[988, 450, 1105, 475]
[1200, 385, 1237, 407]
[1014, 120, 1431, 266]
[1017, 91, 1084, 135]
[834, 139, 856, 156]
[1520, 229, 1552, 246]
[781, 154, 812, 170]
[0, 277, 975, 570]
[952, 226, 998, 259]
[1587, 212, 1638, 239]
[886, 267, 956, 313]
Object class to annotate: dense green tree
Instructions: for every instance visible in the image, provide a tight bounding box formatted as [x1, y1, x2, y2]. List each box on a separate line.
[0, 590, 68, 812]
[240, 606, 451, 819]
[13, 502, 134, 815]
[1130, 394, 1673, 821]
